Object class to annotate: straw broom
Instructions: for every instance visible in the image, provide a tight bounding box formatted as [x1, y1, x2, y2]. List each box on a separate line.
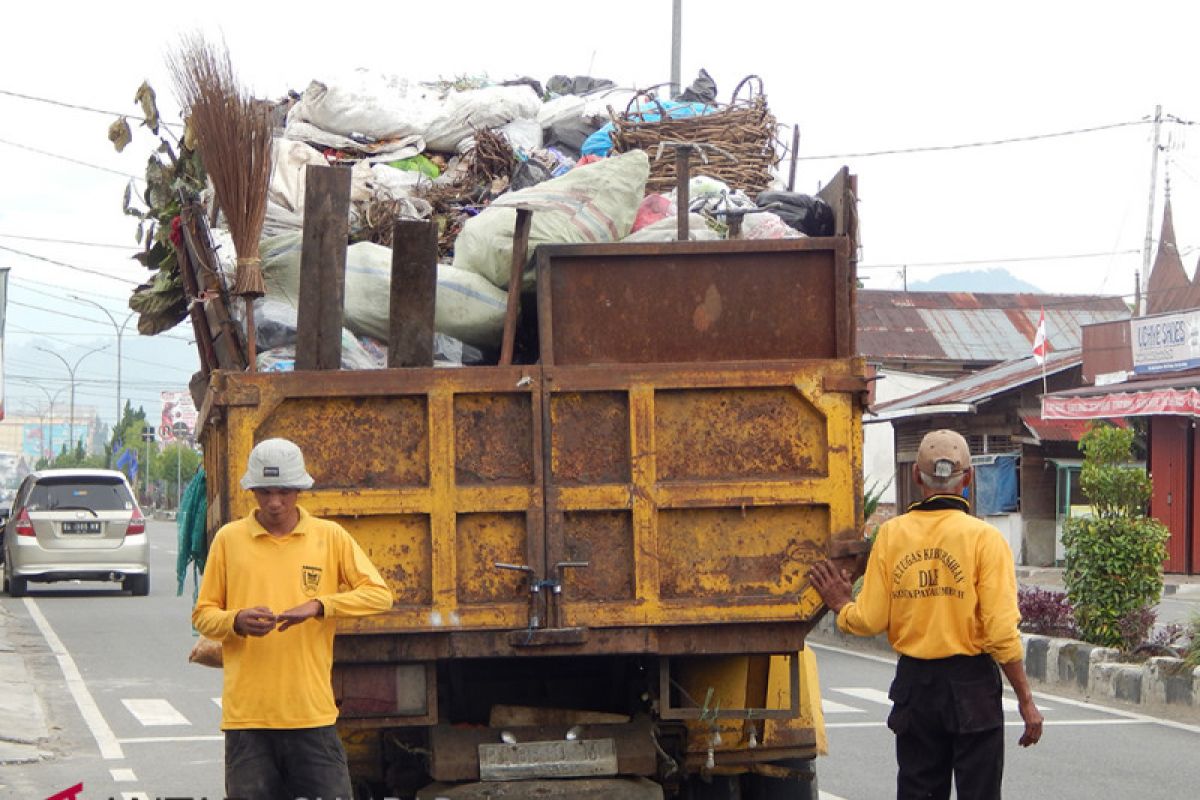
[168, 34, 272, 372]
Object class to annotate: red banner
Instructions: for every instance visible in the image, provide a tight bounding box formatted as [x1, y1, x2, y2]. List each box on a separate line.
[1042, 387, 1200, 419]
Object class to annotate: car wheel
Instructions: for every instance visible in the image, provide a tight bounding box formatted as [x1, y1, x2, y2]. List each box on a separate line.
[8, 574, 28, 598]
[124, 574, 150, 596]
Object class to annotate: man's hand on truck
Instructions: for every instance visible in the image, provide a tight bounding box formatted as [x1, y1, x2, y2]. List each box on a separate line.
[809, 560, 854, 613]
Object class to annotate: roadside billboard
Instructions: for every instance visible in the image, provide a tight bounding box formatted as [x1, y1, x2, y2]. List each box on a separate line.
[160, 391, 198, 443]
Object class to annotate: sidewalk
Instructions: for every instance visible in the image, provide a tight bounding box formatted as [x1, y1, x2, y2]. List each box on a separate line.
[0, 603, 51, 765]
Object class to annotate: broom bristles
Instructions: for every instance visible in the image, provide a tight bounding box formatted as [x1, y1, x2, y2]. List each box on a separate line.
[168, 33, 272, 298]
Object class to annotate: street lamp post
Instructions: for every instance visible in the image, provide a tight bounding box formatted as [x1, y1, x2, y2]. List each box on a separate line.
[18, 382, 68, 459]
[72, 296, 136, 430]
[36, 344, 109, 456]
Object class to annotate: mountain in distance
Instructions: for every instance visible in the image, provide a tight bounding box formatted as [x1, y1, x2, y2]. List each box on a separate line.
[905, 268, 1045, 294]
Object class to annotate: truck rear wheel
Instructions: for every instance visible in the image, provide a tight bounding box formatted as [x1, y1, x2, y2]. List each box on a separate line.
[741, 758, 817, 800]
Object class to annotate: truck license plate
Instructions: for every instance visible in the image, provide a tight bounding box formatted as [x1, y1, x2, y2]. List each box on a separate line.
[61, 521, 102, 534]
[478, 738, 618, 781]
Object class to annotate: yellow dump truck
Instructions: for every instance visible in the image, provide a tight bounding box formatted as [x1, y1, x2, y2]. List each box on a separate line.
[191, 169, 866, 800]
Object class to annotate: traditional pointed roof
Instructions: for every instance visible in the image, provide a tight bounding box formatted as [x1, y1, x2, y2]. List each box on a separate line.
[1146, 197, 1191, 314]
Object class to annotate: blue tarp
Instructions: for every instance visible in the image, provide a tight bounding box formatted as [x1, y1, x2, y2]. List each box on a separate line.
[975, 455, 1019, 516]
[581, 100, 717, 157]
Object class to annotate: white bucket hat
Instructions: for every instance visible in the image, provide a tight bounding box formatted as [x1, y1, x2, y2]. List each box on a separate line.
[240, 438, 315, 490]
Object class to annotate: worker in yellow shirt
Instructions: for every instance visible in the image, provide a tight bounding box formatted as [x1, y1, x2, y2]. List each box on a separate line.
[193, 438, 394, 800]
[810, 429, 1042, 800]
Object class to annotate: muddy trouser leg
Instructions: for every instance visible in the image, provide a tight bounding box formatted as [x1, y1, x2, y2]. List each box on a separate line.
[225, 729, 285, 800]
[280, 725, 354, 800]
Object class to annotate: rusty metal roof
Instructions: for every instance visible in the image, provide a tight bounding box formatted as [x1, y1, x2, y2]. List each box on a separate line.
[872, 348, 1083, 418]
[1020, 414, 1125, 443]
[858, 291, 1129, 363]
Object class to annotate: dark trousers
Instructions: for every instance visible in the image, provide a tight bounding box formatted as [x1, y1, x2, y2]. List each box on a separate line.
[886, 654, 1005, 800]
[225, 725, 353, 800]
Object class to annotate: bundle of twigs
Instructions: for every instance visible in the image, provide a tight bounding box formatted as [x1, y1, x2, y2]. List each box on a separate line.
[168, 34, 273, 370]
[610, 77, 780, 194]
[463, 127, 515, 188]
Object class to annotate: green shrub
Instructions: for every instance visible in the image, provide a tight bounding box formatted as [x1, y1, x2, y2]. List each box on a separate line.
[1062, 425, 1169, 650]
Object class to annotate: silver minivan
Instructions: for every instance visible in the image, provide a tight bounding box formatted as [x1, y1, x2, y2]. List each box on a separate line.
[2, 469, 149, 596]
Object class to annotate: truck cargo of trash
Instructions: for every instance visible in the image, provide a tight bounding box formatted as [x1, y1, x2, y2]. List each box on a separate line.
[121, 66, 841, 369]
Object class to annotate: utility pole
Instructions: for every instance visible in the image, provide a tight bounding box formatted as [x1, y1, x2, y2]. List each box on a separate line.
[1140, 104, 1163, 317]
[670, 0, 682, 99]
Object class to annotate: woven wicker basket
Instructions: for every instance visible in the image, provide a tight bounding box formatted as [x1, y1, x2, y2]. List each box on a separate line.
[609, 76, 779, 194]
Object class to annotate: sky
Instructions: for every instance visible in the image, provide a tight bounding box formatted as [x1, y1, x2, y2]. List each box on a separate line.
[2, 0, 1200, 433]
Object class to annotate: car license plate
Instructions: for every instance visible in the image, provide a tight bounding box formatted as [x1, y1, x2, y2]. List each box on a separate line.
[478, 738, 618, 781]
[61, 521, 103, 534]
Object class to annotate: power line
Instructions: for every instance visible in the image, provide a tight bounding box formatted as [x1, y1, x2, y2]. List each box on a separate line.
[795, 119, 1152, 161]
[859, 249, 1144, 271]
[0, 232, 133, 250]
[10, 275, 132, 306]
[0, 136, 143, 181]
[0, 87, 181, 128]
[0, 243, 142, 284]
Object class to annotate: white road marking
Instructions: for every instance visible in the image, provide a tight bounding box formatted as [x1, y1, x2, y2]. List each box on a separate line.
[821, 698, 865, 714]
[110, 768, 136, 782]
[833, 687, 892, 706]
[122, 698, 190, 726]
[118, 735, 224, 744]
[827, 717, 1149, 730]
[23, 597, 124, 759]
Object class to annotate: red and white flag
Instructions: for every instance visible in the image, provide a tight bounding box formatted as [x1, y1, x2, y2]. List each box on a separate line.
[1032, 307, 1048, 366]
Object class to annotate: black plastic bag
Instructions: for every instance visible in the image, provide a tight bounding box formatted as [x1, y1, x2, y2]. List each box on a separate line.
[547, 74, 615, 97]
[544, 116, 605, 158]
[511, 159, 553, 191]
[755, 191, 835, 237]
[677, 68, 717, 104]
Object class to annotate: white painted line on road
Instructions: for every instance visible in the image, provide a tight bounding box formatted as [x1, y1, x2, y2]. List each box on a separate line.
[23, 597, 124, 760]
[821, 699, 865, 714]
[1027, 686, 1200, 735]
[122, 698, 190, 726]
[118, 735, 224, 744]
[110, 768, 136, 781]
[833, 687, 892, 706]
[809, 641, 897, 665]
[827, 717, 1148, 730]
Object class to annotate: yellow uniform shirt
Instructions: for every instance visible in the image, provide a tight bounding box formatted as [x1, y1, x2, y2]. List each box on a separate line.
[193, 506, 394, 729]
[837, 496, 1024, 664]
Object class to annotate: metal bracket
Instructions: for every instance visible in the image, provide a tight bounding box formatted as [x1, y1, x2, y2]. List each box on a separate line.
[658, 656, 800, 721]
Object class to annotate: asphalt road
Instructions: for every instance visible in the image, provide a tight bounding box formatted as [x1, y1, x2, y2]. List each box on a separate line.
[2, 518, 224, 799]
[811, 641, 1200, 799]
[3, 518, 1198, 799]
